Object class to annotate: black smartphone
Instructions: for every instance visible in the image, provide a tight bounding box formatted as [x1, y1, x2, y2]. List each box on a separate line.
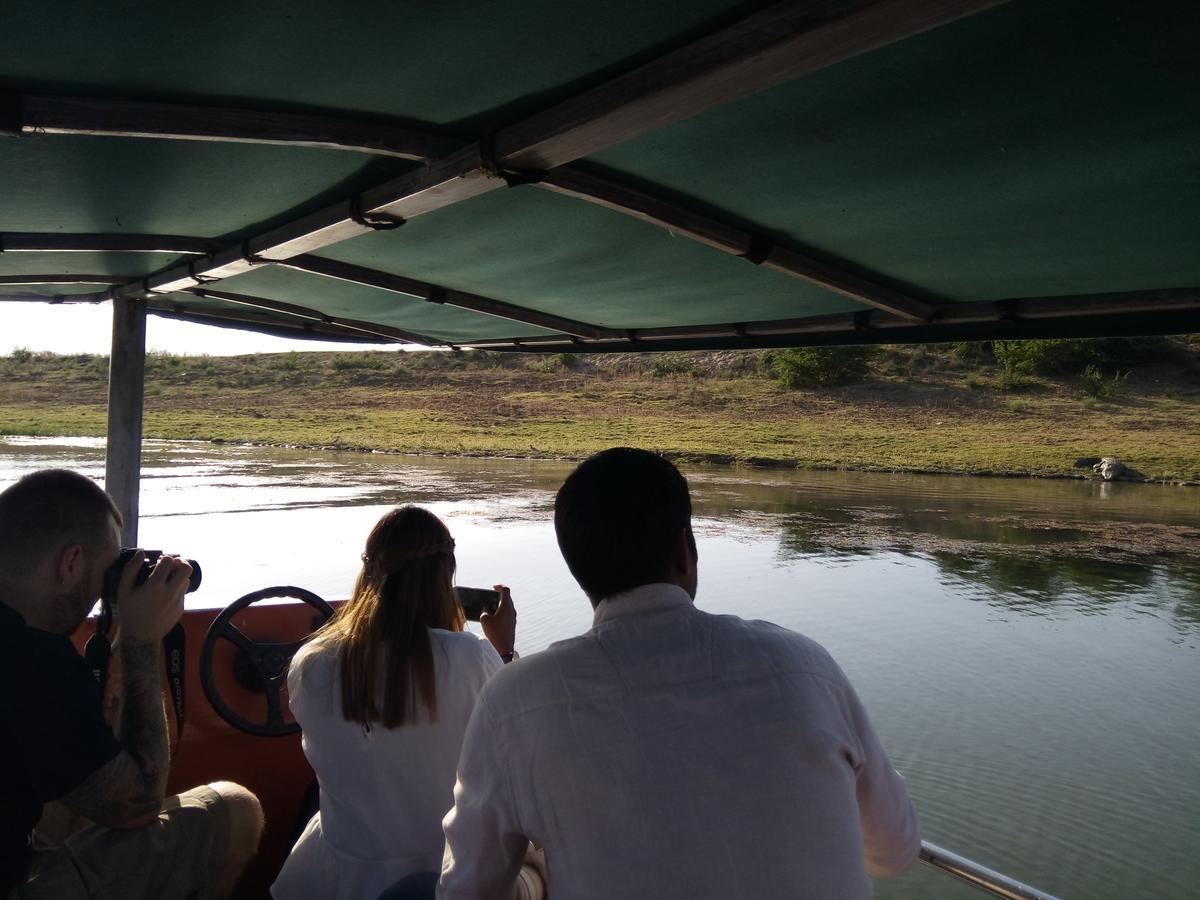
[455, 586, 501, 622]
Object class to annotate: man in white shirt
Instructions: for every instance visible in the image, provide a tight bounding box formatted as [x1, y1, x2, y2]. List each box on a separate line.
[439, 447, 920, 900]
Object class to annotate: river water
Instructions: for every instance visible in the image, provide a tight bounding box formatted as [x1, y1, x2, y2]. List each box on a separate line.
[2, 436, 1198, 899]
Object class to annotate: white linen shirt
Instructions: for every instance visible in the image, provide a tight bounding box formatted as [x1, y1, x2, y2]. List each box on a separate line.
[439, 583, 919, 900]
[273, 629, 502, 900]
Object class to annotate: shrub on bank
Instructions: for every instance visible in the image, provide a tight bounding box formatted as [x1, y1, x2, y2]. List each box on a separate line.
[993, 337, 1175, 377]
[525, 352, 578, 374]
[1080, 364, 1126, 399]
[331, 352, 388, 371]
[771, 346, 876, 388]
[651, 357, 696, 378]
[271, 352, 302, 372]
[950, 341, 995, 365]
[995, 369, 1037, 393]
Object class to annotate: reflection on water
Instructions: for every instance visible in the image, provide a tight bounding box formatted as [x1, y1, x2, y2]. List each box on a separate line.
[759, 476, 1200, 637]
[2, 436, 1199, 899]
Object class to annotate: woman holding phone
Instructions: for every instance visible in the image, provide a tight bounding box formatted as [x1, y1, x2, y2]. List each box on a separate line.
[273, 505, 517, 900]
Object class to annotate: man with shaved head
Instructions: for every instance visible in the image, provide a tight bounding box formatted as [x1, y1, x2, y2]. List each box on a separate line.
[0, 469, 262, 899]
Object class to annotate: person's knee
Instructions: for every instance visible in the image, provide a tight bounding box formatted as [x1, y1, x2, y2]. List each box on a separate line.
[208, 781, 265, 855]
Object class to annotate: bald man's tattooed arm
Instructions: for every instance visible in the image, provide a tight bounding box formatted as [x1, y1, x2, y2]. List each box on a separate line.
[61, 640, 168, 828]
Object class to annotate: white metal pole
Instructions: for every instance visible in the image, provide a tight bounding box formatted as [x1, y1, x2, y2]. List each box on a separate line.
[920, 841, 1063, 900]
[104, 297, 146, 546]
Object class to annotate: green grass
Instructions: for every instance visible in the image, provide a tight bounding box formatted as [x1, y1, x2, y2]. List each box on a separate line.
[1, 344, 1198, 482]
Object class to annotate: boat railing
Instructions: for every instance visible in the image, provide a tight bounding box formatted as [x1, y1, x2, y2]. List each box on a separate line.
[920, 841, 1063, 900]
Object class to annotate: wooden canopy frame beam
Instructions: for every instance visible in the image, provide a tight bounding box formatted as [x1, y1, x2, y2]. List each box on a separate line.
[15, 95, 461, 161]
[10, 285, 1192, 352]
[0, 274, 133, 286]
[152, 290, 1200, 351]
[538, 168, 936, 321]
[149, 305, 394, 344]
[461, 288, 1200, 349]
[280, 256, 620, 341]
[0, 233, 219, 254]
[495, 0, 1007, 170]
[1, 187, 939, 323]
[14, 286, 448, 346]
[182, 288, 447, 347]
[106, 0, 1004, 309]
[172, 285, 1200, 349]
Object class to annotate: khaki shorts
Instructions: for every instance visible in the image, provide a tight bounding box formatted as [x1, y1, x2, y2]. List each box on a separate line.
[12, 786, 231, 900]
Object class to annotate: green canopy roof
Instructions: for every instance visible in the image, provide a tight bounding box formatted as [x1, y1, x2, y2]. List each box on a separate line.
[2, 0, 1197, 350]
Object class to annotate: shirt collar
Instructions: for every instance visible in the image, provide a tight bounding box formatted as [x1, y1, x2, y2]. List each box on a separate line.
[592, 582, 694, 628]
[0, 600, 26, 629]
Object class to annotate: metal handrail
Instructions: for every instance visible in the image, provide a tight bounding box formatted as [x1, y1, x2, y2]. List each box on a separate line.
[920, 841, 1063, 900]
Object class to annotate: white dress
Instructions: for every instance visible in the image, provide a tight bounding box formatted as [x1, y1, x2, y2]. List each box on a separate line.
[272, 629, 503, 900]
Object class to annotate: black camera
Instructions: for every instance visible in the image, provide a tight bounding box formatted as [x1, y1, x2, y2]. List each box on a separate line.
[101, 548, 202, 603]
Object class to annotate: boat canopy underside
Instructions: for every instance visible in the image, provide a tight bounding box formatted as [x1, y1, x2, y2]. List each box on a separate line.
[1, 0, 1197, 351]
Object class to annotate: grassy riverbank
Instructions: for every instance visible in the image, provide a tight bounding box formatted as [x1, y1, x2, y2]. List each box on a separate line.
[2, 340, 1198, 482]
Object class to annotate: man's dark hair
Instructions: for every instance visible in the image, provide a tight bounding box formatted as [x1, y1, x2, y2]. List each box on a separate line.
[0, 469, 122, 576]
[554, 448, 694, 600]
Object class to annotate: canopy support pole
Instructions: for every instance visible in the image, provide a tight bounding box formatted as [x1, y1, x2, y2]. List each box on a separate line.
[105, 298, 146, 546]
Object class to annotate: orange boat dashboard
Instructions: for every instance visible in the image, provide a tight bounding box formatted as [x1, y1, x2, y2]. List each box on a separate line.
[71, 597, 338, 898]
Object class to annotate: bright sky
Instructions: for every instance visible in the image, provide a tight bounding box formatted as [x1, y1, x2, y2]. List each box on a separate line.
[0, 302, 407, 356]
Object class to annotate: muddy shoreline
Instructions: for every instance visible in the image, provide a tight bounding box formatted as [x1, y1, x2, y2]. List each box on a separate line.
[209, 437, 1200, 487]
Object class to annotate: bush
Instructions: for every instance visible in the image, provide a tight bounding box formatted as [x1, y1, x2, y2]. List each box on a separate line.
[993, 337, 1175, 378]
[995, 369, 1037, 392]
[650, 356, 696, 378]
[146, 351, 185, 372]
[331, 352, 387, 371]
[527, 352, 579, 373]
[772, 345, 876, 388]
[951, 341, 994, 364]
[466, 350, 504, 369]
[10, 347, 32, 363]
[271, 352, 302, 372]
[1089, 336, 1176, 368]
[992, 340, 1082, 376]
[1080, 364, 1126, 399]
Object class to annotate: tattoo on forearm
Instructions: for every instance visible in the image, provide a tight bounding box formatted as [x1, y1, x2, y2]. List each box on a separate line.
[117, 639, 170, 802]
[59, 639, 170, 826]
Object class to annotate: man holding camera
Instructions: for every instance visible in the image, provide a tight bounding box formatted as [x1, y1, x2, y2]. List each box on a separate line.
[0, 469, 262, 899]
[439, 448, 920, 899]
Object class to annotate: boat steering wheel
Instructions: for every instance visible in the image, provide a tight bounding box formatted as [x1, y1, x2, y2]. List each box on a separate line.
[200, 586, 335, 737]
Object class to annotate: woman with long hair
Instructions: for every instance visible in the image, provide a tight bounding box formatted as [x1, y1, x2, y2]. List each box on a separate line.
[272, 506, 517, 900]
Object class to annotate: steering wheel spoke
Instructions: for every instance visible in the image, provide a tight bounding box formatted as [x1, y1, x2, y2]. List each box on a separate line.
[218, 622, 259, 656]
[265, 682, 286, 727]
[200, 586, 335, 737]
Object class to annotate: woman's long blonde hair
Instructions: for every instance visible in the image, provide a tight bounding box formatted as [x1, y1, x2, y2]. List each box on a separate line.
[322, 506, 465, 728]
